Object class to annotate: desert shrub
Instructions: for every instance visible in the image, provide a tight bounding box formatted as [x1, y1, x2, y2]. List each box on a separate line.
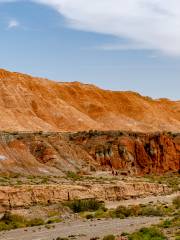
[115, 205, 132, 218]
[0, 212, 27, 230]
[0, 212, 45, 231]
[140, 205, 164, 216]
[128, 227, 167, 240]
[103, 234, 115, 240]
[114, 204, 164, 218]
[86, 204, 166, 220]
[27, 218, 45, 227]
[65, 199, 104, 213]
[173, 196, 180, 209]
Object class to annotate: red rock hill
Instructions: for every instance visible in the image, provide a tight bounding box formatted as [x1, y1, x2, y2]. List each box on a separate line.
[0, 69, 180, 132]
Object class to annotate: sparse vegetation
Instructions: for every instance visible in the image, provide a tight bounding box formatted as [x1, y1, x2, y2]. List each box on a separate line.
[157, 216, 180, 239]
[82, 203, 170, 220]
[0, 212, 45, 231]
[66, 171, 82, 181]
[127, 227, 167, 240]
[65, 199, 104, 213]
[160, 216, 180, 229]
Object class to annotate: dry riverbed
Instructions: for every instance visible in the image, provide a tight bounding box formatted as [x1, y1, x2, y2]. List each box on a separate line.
[0, 216, 161, 240]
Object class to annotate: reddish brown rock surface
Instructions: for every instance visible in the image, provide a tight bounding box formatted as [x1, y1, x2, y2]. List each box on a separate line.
[0, 69, 179, 176]
[0, 69, 180, 132]
[0, 131, 179, 175]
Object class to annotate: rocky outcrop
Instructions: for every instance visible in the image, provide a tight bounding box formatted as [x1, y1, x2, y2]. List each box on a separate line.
[0, 182, 170, 212]
[0, 131, 179, 175]
[71, 131, 180, 174]
[0, 69, 180, 132]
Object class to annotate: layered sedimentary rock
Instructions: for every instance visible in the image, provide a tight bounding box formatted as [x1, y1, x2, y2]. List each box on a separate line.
[0, 69, 180, 132]
[0, 69, 179, 176]
[0, 182, 169, 212]
[0, 131, 179, 175]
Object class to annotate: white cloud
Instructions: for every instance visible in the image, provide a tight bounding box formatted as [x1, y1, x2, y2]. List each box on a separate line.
[1, 0, 180, 56]
[8, 19, 20, 29]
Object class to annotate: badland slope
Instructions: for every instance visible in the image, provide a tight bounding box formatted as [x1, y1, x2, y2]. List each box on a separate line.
[0, 69, 180, 132]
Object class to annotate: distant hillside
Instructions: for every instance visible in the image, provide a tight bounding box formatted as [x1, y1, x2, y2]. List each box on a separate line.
[0, 69, 179, 132]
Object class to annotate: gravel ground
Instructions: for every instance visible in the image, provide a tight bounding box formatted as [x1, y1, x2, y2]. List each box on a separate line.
[0, 217, 161, 240]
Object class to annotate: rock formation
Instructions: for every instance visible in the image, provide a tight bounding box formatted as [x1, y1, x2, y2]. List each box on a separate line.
[0, 69, 179, 216]
[0, 182, 170, 212]
[0, 69, 180, 132]
[0, 131, 179, 175]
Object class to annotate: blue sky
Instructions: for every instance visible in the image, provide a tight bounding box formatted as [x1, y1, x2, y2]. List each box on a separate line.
[0, 0, 180, 100]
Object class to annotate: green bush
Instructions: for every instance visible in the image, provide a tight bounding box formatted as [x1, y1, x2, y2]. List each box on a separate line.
[115, 205, 132, 218]
[103, 234, 115, 240]
[128, 227, 167, 240]
[65, 199, 104, 213]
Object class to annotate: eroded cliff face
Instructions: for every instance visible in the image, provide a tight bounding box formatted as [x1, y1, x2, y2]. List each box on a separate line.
[71, 131, 180, 175]
[0, 182, 169, 212]
[0, 69, 180, 132]
[0, 131, 179, 176]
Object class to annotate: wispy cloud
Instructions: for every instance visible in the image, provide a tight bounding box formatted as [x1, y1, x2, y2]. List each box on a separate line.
[1, 0, 180, 56]
[8, 19, 20, 29]
[32, 0, 180, 56]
